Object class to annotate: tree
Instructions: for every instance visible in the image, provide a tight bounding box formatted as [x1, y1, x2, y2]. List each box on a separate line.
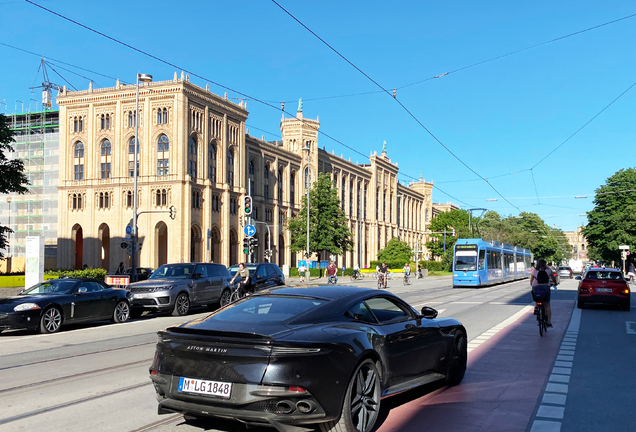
[583, 168, 636, 264]
[0, 114, 29, 259]
[377, 238, 412, 263]
[286, 173, 353, 258]
[425, 209, 470, 260]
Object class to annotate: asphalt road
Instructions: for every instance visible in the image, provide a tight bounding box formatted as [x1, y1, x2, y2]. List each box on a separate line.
[0, 276, 631, 432]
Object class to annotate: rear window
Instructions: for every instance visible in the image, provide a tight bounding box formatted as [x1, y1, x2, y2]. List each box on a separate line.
[585, 271, 623, 280]
[207, 295, 325, 323]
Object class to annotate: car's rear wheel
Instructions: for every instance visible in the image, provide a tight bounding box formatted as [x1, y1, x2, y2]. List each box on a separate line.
[320, 359, 381, 432]
[172, 293, 190, 316]
[219, 289, 232, 307]
[577, 300, 585, 309]
[39, 307, 62, 334]
[446, 331, 467, 386]
[112, 300, 130, 323]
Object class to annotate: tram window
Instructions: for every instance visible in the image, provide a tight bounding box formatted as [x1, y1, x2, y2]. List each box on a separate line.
[478, 250, 485, 270]
[455, 251, 477, 271]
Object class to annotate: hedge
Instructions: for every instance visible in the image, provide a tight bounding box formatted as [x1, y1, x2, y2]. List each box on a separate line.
[418, 261, 444, 271]
[45, 268, 108, 281]
[370, 260, 411, 270]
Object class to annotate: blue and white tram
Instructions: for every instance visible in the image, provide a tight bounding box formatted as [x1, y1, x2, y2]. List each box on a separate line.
[452, 238, 533, 288]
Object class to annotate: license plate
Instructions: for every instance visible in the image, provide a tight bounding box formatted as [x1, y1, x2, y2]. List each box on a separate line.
[133, 293, 148, 299]
[596, 288, 612, 293]
[178, 377, 232, 398]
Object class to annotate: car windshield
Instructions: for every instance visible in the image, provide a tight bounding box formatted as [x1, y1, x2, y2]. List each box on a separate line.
[207, 295, 325, 323]
[149, 264, 196, 280]
[22, 280, 77, 295]
[585, 271, 623, 280]
[454, 251, 477, 271]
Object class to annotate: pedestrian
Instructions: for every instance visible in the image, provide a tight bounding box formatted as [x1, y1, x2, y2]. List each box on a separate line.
[326, 261, 338, 284]
[298, 262, 307, 283]
[116, 262, 125, 275]
[417, 264, 423, 279]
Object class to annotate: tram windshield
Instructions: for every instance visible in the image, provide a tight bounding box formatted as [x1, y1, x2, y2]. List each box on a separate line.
[455, 251, 477, 271]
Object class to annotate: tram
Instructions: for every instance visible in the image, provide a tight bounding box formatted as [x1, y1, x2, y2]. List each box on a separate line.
[452, 238, 533, 288]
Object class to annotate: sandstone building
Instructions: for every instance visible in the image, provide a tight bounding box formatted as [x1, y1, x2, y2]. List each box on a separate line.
[56, 74, 437, 271]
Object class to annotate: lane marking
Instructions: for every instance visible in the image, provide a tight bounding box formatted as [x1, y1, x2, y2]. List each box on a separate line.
[467, 306, 533, 353]
[626, 321, 636, 335]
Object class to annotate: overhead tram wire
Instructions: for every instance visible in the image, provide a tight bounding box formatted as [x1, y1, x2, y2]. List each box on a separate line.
[266, 11, 636, 104]
[47, 63, 78, 91]
[0, 41, 124, 84]
[270, 0, 520, 212]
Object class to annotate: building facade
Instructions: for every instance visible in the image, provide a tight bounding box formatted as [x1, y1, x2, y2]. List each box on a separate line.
[564, 226, 588, 261]
[0, 110, 60, 272]
[56, 74, 437, 271]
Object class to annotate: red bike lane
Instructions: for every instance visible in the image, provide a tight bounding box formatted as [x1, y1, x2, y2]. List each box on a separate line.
[376, 300, 575, 432]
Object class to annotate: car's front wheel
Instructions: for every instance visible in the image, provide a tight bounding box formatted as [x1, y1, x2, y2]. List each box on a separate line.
[112, 300, 130, 323]
[219, 289, 232, 307]
[172, 293, 190, 316]
[320, 359, 381, 432]
[39, 307, 62, 334]
[446, 331, 467, 386]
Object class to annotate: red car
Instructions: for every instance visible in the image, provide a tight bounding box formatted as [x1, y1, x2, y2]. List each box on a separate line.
[576, 268, 630, 311]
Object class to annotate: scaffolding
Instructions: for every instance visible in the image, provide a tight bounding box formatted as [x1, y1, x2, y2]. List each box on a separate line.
[1, 110, 59, 269]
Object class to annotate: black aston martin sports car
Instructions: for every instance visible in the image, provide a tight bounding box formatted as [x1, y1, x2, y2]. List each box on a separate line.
[150, 286, 467, 432]
[0, 278, 131, 334]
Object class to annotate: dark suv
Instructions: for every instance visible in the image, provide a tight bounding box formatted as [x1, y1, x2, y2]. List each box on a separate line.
[228, 263, 285, 293]
[128, 263, 233, 317]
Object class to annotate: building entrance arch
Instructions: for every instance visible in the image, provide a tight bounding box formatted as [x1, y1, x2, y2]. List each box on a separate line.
[98, 223, 110, 270]
[72, 224, 83, 269]
[155, 222, 168, 267]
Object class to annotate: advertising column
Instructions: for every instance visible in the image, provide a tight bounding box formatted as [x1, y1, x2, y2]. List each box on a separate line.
[25, 236, 45, 289]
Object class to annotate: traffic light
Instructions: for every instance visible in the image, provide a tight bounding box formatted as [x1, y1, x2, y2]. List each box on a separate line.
[169, 205, 177, 220]
[244, 196, 252, 215]
[251, 237, 258, 248]
[243, 238, 250, 254]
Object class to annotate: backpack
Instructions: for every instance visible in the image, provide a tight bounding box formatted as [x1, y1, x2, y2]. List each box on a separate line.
[536, 268, 550, 284]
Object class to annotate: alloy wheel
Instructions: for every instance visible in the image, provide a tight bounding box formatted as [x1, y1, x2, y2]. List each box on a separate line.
[175, 294, 190, 315]
[220, 290, 231, 307]
[115, 301, 130, 323]
[350, 362, 380, 432]
[43, 308, 62, 333]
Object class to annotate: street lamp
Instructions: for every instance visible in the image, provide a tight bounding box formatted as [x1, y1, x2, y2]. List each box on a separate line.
[131, 73, 152, 282]
[301, 144, 311, 262]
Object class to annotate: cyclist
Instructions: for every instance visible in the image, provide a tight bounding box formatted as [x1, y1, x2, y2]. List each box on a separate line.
[628, 263, 635, 283]
[378, 262, 389, 288]
[352, 263, 361, 280]
[402, 263, 411, 284]
[530, 259, 553, 327]
[230, 263, 251, 297]
[326, 261, 338, 284]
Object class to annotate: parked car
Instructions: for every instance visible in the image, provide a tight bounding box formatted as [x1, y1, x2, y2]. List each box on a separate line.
[558, 266, 573, 279]
[550, 266, 561, 286]
[0, 278, 130, 334]
[576, 267, 630, 310]
[124, 267, 153, 281]
[128, 263, 233, 318]
[150, 286, 467, 432]
[227, 262, 285, 293]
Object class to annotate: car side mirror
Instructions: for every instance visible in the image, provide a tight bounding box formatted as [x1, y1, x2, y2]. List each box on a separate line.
[192, 273, 203, 280]
[575, 276, 582, 280]
[77, 287, 87, 294]
[420, 306, 438, 319]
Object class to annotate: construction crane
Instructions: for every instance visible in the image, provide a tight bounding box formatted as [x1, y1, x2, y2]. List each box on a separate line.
[29, 59, 62, 111]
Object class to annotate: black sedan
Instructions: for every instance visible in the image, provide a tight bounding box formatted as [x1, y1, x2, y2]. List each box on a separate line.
[228, 262, 285, 293]
[0, 278, 131, 334]
[150, 286, 467, 432]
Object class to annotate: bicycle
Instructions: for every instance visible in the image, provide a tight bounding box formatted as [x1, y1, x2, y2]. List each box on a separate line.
[536, 302, 548, 337]
[327, 275, 337, 285]
[403, 274, 411, 286]
[350, 271, 364, 281]
[377, 273, 388, 289]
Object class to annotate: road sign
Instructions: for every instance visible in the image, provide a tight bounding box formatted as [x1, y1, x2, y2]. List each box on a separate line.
[126, 225, 132, 235]
[244, 225, 256, 237]
[619, 245, 630, 250]
[627, 251, 631, 255]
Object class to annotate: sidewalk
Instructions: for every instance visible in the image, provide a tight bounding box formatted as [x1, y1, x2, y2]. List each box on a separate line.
[375, 299, 575, 432]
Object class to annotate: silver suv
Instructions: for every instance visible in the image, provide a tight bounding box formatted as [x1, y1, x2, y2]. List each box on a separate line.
[128, 263, 232, 318]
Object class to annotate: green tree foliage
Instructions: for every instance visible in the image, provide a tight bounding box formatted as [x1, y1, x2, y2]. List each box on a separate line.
[0, 114, 29, 258]
[583, 168, 636, 264]
[377, 238, 412, 263]
[425, 209, 470, 259]
[286, 173, 353, 257]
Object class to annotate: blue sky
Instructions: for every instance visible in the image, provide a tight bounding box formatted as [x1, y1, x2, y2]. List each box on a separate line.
[1, 0, 635, 231]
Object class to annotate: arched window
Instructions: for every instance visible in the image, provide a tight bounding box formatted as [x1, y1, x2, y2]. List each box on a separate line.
[100, 114, 105, 130]
[105, 114, 110, 129]
[162, 108, 168, 124]
[73, 117, 78, 133]
[341, 175, 346, 210]
[226, 149, 234, 186]
[100, 140, 111, 179]
[156, 189, 168, 206]
[157, 109, 162, 125]
[78, 116, 83, 132]
[278, 169, 284, 202]
[188, 136, 197, 178]
[128, 137, 140, 177]
[264, 162, 270, 199]
[208, 142, 217, 182]
[128, 111, 136, 128]
[72, 193, 84, 210]
[129, 136, 139, 154]
[290, 171, 296, 206]
[157, 135, 169, 176]
[126, 191, 133, 208]
[73, 142, 84, 180]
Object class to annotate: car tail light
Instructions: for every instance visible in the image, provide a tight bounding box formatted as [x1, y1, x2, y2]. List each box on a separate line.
[288, 386, 307, 393]
[579, 287, 590, 294]
[622, 288, 630, 295]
